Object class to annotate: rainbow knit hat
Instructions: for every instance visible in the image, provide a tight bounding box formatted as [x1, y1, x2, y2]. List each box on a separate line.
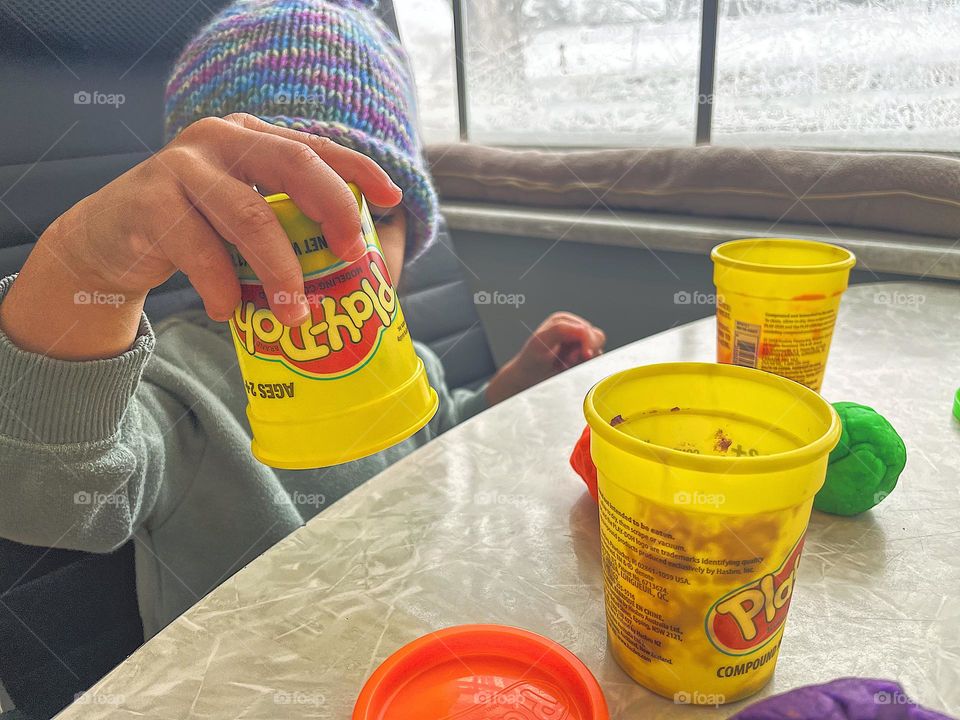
[164, 0, 438, 260]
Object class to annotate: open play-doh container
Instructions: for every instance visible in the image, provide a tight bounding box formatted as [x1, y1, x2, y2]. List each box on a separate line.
[712, 238, 855, 392]
[228, 187, 438, 469]
[584, 362, 840, 704]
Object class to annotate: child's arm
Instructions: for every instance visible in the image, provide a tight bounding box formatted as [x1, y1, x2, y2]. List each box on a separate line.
[0, 297, 172, 551]
[418, 313, 605, 436]
[0, 114, 402, 550]
[0, 113, 402, 361]
[486, 312, 606, 405]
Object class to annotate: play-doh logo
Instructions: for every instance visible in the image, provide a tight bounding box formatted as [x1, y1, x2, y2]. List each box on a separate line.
[705, 536, 805, 656]
[231, 249, 397, 379]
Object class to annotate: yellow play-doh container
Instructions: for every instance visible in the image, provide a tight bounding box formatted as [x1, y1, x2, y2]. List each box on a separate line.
[712, 238, 855, 392]
[584, 363, 840, 704]
[228, 187, 438, 469]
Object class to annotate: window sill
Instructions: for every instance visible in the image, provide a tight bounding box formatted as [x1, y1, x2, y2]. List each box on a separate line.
[441, 202, 960, 282]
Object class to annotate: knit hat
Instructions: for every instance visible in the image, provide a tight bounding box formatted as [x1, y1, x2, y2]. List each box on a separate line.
[164, 0, 438, 260]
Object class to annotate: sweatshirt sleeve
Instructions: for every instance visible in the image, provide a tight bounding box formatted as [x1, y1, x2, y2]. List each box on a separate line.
[448, 385, 489, 426]
[415, 342, 489, 435]
[0, 274, 176, 553]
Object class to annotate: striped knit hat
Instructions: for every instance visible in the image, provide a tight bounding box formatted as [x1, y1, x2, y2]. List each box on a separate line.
[164, 0, 438, 260]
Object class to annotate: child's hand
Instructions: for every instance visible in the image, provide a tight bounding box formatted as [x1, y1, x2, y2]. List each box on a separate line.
[522, 312, 606, 371]
[0, 114, 402, 360]
[69, 113, 402, 323]
[486, 312, 606, 405]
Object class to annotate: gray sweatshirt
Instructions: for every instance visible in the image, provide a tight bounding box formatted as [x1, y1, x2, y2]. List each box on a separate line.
[0, 274, 487, 638]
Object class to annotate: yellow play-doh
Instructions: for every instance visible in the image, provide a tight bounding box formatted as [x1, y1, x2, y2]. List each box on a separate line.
[584, 363, 840, 704]
[228, 187, 438, 469]
[712, 238, 856, 392]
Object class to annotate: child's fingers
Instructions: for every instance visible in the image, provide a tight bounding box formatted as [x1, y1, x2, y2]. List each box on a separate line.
[224, 113, 403, 208]
[159, 210, 241, 323]
[533, 317, 595, 352]
[542, 312, 595, 339]
[178, 171, 308, 326]
[201, 121, 366, 262]
[546, 313, 605, 356]
[538, 317, 606, 366]
[545, 310, 588, 326]
[558, 313, 604, 343]
[588, 327, 606, 353]
[556, 342, 584, 369]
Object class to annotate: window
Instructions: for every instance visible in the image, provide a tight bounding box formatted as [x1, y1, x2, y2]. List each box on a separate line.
[396, 0, 960, 150]
[395, 0, 460, 143]
[460, 0, 702, 146]
[712, 0, 960, 150]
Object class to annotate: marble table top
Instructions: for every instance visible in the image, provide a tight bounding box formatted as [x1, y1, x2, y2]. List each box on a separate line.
[58, 281, 960, 719]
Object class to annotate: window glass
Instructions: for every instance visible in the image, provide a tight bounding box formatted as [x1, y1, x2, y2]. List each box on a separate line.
[395, 0, 461, 144]
[463, 0, 702, 146]
[712, 0, 960, 150]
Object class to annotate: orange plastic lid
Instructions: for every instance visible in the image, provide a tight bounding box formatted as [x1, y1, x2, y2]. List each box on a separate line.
[353, 624, 609, 720]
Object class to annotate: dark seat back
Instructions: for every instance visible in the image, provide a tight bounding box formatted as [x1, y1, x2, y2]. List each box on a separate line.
[0, 540, 143, 719]
[0, 2, 231, 718]
[398, 220, 496, 389]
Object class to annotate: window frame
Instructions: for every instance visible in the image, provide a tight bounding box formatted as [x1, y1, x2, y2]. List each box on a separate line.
[445, 0, 956, 154]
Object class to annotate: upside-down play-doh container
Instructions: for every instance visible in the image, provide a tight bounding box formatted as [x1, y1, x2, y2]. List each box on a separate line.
[584, 362, 840, 704]
[712, 238, 855, 392]
[353, 625, 609, 719]
[228, 187, 438, 469]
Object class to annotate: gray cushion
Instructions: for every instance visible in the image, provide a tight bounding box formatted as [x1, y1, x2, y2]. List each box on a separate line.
[427, 143, 960, 240]
[0, 0, 231, 59]
[398, 219, 496, 389]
